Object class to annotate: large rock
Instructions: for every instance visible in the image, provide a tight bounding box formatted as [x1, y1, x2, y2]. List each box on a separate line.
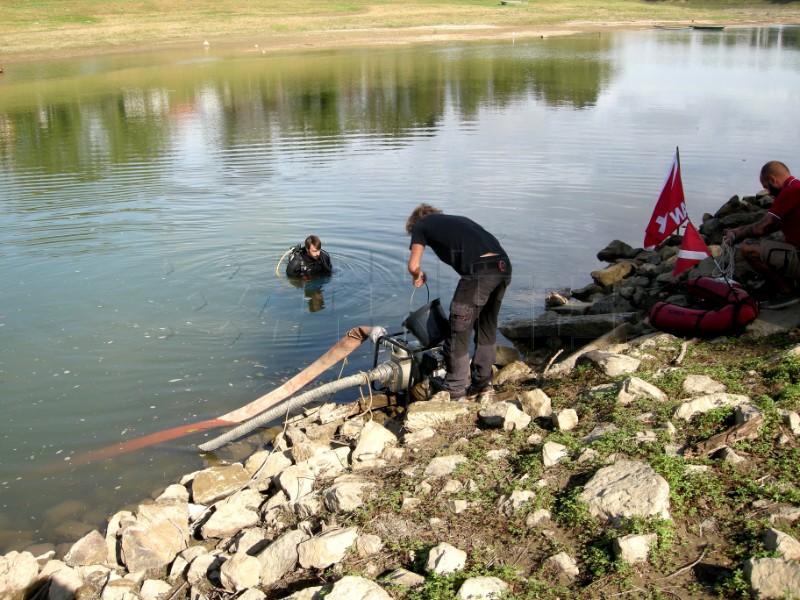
[201, 504, 260, 539]
[105, 510, 135, 567]
[542, 442, 568, 467]
[276, 464, 316, 502]
[426, 542, 467, 575]
[423, 455, 469, 478]
[552, 408, 578, 431]
[356, 534, 383, 557]
[404, 401, 470, 433]
[617, 377, 668, 405]
[545, 552, 579, 579]
[580, 460, 670, 522]
[478, 402, 531, 431]
[744, 557, 800, 600]
[591, 261, 636, 287]
[156, 483, 190, 503]
[244, 450, 294, 490]
[0, 551, 40, 600]
[325, 575, 392, 599]
[137, 497, 190, 534]
[597, 240, 636, 262]
[186, 551, 223, 587]
[283, 587, 322, 599]
[549, 301, 592, 316]
[493, 361, 532, 386]
[118, 497, 190, 573]
[353, 420, 397, 462]
[220, 552, 261, 592]
[297, 527, 359, 569]
[516, 389, 553, 418]
[501, 313, 638, 346]
[140, 579, 173, 600]
[578, 350, 640, 377]
[682, 374, 726, 396]
[64, 529, 108, 567]
[613, 533, 657, 564]
[120, 517, 186, 573]
[763, 528, 800, 561]
[587, 293, 634, 315]
[191, 464, 251, 505]
[672, 393, 750, 421]
[779, 409, 800, 435]
[384, 568, 425, 589]
[38, 560, 82, 600]
[102, 578, 140, 599]
[323, 478, 376, 513]
[457, 575, 510, 599]
[494, 345, 520, 367]
[256, 528, 310, 586]
[290, 440, 335, 465]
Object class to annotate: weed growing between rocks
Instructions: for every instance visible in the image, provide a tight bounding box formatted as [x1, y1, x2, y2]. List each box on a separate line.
[276, 329, 798, 599]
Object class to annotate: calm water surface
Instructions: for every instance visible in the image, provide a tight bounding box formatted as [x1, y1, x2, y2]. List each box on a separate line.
[1, 26, 800, 551]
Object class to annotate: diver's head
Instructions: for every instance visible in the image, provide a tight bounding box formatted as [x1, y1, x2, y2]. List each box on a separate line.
[304, 235, 322, 259]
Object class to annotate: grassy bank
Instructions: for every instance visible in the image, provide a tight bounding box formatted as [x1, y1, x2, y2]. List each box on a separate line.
[1, 0, 799, 61]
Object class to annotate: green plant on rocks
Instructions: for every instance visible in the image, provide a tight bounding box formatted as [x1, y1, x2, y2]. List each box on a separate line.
[762, 352, 800, 407]
[649, 452, 725, 519]
[685, 406, 737, 446]
[554, 487, 601, 542]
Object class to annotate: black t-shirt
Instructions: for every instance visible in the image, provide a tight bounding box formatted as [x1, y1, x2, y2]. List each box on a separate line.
[410, 214, 506, 276]
[286, 248, 332, 278]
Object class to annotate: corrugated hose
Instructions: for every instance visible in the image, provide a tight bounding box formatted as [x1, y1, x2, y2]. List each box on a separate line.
[198, 361, 397, 452]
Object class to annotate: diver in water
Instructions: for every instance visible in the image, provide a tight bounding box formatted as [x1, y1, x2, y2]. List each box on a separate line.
[285, 235, 333, 279]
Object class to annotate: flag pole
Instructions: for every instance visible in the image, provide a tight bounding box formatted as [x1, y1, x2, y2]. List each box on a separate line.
[644, 146, 686, 251]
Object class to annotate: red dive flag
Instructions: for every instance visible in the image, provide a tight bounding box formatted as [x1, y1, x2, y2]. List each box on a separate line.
[644, 147, 688, 250]
[672, 221, 711, 277]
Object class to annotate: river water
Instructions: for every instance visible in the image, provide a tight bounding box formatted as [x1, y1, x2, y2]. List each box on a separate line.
[1, 26, 799, 552]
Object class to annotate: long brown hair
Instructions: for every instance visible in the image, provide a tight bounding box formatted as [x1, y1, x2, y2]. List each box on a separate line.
[405, 204, 442, 234]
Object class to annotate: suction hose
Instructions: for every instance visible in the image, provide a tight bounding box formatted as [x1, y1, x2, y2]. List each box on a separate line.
[198, 360, 397, 452]
[274, 246, 296, 278]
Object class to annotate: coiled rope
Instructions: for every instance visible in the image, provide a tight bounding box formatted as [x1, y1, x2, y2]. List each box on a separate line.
[712, 240, 736, 281]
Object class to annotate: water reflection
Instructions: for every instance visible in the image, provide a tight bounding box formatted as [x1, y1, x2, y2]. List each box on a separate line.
[286, 277, 329, 313]
[0, 38, 617, 179]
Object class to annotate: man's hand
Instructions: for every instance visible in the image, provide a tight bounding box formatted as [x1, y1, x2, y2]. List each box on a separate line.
[723, 228, 740, 245]
[724, 214, 779, 246]
[408, 243, 426, 288]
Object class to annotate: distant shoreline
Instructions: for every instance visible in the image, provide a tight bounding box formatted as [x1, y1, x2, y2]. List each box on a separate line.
[3, 23, 624, 63]
[2, 13, 797, 64]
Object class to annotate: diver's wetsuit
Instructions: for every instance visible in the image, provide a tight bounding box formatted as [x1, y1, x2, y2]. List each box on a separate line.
[285, 246, 332, 279]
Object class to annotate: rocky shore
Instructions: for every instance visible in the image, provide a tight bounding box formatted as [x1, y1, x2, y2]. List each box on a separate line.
[3, 187, 800, 599]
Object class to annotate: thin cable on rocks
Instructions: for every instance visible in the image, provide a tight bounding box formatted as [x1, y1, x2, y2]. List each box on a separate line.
[355, 373, 377, 420]
[712, 240, 736, 281]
